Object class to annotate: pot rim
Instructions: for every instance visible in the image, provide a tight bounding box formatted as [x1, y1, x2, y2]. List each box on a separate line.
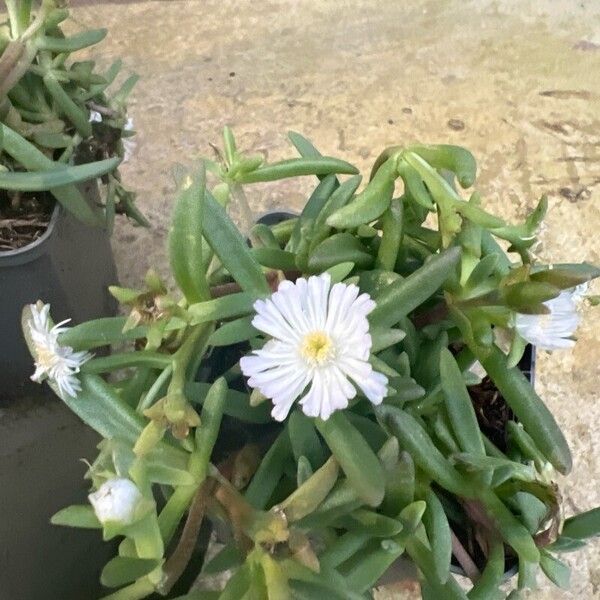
[0, 202, 61, 266]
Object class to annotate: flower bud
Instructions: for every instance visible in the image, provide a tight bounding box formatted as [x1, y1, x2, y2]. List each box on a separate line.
[88, 478, 143, 526]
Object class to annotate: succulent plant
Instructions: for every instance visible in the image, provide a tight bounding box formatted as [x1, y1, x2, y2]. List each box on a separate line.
[22, 130, 600, 599]
[0, 0, 145, 230]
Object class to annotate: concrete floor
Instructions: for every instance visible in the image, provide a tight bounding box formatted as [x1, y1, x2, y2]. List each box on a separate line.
[69, 1, 600, 597]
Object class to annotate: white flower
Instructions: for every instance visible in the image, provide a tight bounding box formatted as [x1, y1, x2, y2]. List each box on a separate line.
[240, 274, 388, 421]
[89, 478, 143, 526]
[28, 303, 92, 398]
[89, 110, 102, 123]
[515, 285, 586, 350]
[89, 111, 136, 162]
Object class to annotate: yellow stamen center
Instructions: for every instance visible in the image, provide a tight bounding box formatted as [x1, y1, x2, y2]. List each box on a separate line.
[300, 331, 334, 365]
[36, 345, 57, 369]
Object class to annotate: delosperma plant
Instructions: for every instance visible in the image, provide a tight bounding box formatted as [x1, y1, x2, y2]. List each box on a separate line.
[22, 129, 600, 599]
[0, 0, 145, 229]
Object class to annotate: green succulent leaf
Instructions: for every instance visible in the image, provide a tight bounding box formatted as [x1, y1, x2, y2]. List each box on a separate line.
[399, 162, 435, 210]
[287, 131, 323, 160]
[58, 317, 146, 351]
[439, 348, 485, 457]
[405, 538, 468, 600]
[279, 457, 339, 521]
[236, 156, 358, 183]
[423, 489, 452, 584]
[1, 123, 102, 225]
[502, 281, 560, 312]
[476, 345, 572, 475]
[169, 165, 210, 303]
[100, 556, 161, 588]
[370, 246, 461, 328]
[186, 382, 271, 424]
[37, 28, 107, 52]
[208, 315, 258, 347]
[288, 411, 327, 469]
[376, 197, 404, 271]
[467, 542, 505, 600]
[188, 292, 256, 325]
[530, 263, 600, 289]
[245, 427, 292, 509]
[308, 174, 363, 251]
[409, 144, 477, 189]
[307, 232, 374, 272]
[341, 538, 406, 594]
[287, 174, 337, 252]
[202, 191, 270, 295]
[325, 261, 355, 283]
[51, 505, 101, 529]
[540, 551, 570, 589]
[251, 247, 297, 271]
[338, 508, 403, 537]
[316, 411, 385, 507]
[326, 155, 398, 229]
[561, 506, 600, 541]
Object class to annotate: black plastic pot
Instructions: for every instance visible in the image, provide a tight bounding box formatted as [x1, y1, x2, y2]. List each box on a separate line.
[0, 182, 118, 403]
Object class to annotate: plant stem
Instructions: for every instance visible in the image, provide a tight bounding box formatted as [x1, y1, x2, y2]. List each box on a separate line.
[0, 41, 37, 101]
[158, 379, 227, 545]
[5, 0, 21, 37]
[168, 323, 211, 394]
[159, 478, 216, 594]
[137, 365, 172, 413]
[81, 352, 172, 373]
[209, 270, 294, 298]
[229, 183, 256, 243]
[450, 529, 480, 582]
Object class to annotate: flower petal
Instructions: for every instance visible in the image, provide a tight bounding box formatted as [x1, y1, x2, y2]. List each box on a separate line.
[242, 276, 387, 420]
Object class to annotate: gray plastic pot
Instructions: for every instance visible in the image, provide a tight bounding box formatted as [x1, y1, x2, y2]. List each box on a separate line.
[0, 181, 118, 403]
[0, 183, 119, 599]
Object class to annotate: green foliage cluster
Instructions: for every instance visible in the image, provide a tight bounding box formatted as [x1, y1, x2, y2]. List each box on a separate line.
[24, 129, 600, 599]
[0, 0, 145, 228]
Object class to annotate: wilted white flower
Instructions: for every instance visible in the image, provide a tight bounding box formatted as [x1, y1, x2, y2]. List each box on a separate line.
[28, 303, 92, 398]
[89, 478, 143, 526]
[515, 285, 587, 350]
[240, 274, 388, 421]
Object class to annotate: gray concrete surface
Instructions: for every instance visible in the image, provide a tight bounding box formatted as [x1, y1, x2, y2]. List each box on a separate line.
[68, 1, 600, 597]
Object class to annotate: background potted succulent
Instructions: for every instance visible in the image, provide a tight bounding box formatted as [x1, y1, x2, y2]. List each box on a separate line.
[1, 2, 146, 596]
[0, 0, 146, 400]
[21, 129, 600, 599]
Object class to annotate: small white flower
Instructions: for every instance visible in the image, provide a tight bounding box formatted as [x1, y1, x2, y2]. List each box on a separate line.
[515, 285, 586, 350]
[28, 303, 92, 398]
[89, 478, 143, 526]
[240, 274, 388, 421]
[89, 110, 102, 123]
[89, 111, 136, 162]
